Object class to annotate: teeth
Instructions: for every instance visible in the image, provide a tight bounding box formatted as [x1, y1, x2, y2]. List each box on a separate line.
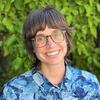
[47, 51, 59, 56]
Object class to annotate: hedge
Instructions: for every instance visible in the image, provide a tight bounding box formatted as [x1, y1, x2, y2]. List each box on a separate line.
[0, 0, 100, 91]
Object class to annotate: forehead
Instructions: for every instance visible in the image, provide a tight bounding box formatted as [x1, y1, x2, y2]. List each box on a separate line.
[36, 26, 60, 35]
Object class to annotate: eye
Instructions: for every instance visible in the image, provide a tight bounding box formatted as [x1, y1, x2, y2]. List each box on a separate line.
[52, 31, 63, 41]
[35, 35, 46, 44]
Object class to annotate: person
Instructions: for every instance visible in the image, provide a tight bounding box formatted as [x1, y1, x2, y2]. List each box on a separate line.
[1, 6, 100, 100]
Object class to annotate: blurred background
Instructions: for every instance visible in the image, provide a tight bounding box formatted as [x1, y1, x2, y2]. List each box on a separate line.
[0, 0, 100, 93]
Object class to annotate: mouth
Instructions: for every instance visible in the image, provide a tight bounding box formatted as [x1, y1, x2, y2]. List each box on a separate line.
[46, 50, 60, 56]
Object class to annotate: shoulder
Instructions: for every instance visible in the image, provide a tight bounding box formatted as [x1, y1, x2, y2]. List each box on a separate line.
[2, 70, 39, 99]
[67, 65, 100, 97]
[68, 65, 99, 83]
[5, 70, 33, 87]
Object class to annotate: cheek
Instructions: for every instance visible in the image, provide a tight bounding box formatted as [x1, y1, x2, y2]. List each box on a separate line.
[60, 41, 68, 55]
[34, 49, 41, 60]
[60, 40, 67, 50]
[64, 43, 68, 54]
[34, 47, 44, 58]
[34, 47, 40, 55]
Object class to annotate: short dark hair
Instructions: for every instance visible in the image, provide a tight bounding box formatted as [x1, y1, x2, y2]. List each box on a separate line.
[23, 6, 72, 67]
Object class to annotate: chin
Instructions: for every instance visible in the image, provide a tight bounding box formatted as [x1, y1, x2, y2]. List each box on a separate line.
[44, 59, 64, 65]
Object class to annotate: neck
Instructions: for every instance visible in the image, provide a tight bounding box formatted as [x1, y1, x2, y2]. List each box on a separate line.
[40, 62, 65, 85]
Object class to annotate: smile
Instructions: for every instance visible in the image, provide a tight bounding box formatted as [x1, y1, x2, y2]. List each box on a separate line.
[47, 50, 59, 56]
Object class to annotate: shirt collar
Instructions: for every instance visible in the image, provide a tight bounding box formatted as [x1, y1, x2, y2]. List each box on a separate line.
[65, 64, 73, 80]
[32, 64, 73, 93]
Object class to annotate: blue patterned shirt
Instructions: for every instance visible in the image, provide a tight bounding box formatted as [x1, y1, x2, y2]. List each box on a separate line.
[1, 65, 100, 100]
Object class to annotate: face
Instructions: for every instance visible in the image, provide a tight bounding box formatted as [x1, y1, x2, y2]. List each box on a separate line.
[33, 26, 67, 66]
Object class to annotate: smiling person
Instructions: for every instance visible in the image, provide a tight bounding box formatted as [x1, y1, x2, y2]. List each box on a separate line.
[2, 6, 100, 100]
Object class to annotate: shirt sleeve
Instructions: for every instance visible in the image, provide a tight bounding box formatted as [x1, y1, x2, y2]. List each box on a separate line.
[82, 70, 100, 99]
[93, 77, 100, 99]
[2, 83, 19, 100]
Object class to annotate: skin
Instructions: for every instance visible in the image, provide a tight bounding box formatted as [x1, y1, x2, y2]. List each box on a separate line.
[34, 26, 68, 85]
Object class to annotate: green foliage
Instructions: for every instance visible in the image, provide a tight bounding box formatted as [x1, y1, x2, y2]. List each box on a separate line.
[0, 0, 100, 82]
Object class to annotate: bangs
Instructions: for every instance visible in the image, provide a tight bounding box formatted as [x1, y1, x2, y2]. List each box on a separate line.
[44, 9, 67, 30]
[30, 7, 68, 37]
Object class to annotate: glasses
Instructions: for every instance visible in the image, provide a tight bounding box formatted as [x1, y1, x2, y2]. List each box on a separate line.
[32, 31, 65, 48]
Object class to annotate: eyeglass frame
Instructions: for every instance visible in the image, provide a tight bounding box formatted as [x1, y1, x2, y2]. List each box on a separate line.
[31, 30, 66, 48]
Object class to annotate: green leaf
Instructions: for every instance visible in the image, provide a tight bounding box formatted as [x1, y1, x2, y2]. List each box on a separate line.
[89, 24, 97, 38]
[4, 34, 16, 47]
[4, 0, 12, 12]
[91, 26, 97, 38]
[14, 21, 23, 33]
[24, 0, 31, 4]
[3, 34, 17, 56]
[11, 0, 15, 3]
[88, 18, 97, 38]
[93, 16, 100, 24]
[14, 0, 24, 10]
[28, 2, 36, 9]
[87, 56, 92, 64]
[11, 57, 23, 70]
[3, 46, 9, 56]
[89, 0, 94, 6]
[82, 25, 88, 34]
[2, 17, 14, 32]
[93, 59, 100, 68]
[75, 0, 84, 6]
[96, 4, 100, 12]
[76, 40, 88, 56]
[0, 1, 4, 12]
[8, 10, 16, 19]
[79, 6, 85, 15]
[66, 15, 73, 24]
[84, 4, 93, 17]
[0, 41, 3, 47]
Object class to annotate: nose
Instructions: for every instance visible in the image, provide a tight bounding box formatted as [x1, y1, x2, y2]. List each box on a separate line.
[46, 36, 56, 48]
